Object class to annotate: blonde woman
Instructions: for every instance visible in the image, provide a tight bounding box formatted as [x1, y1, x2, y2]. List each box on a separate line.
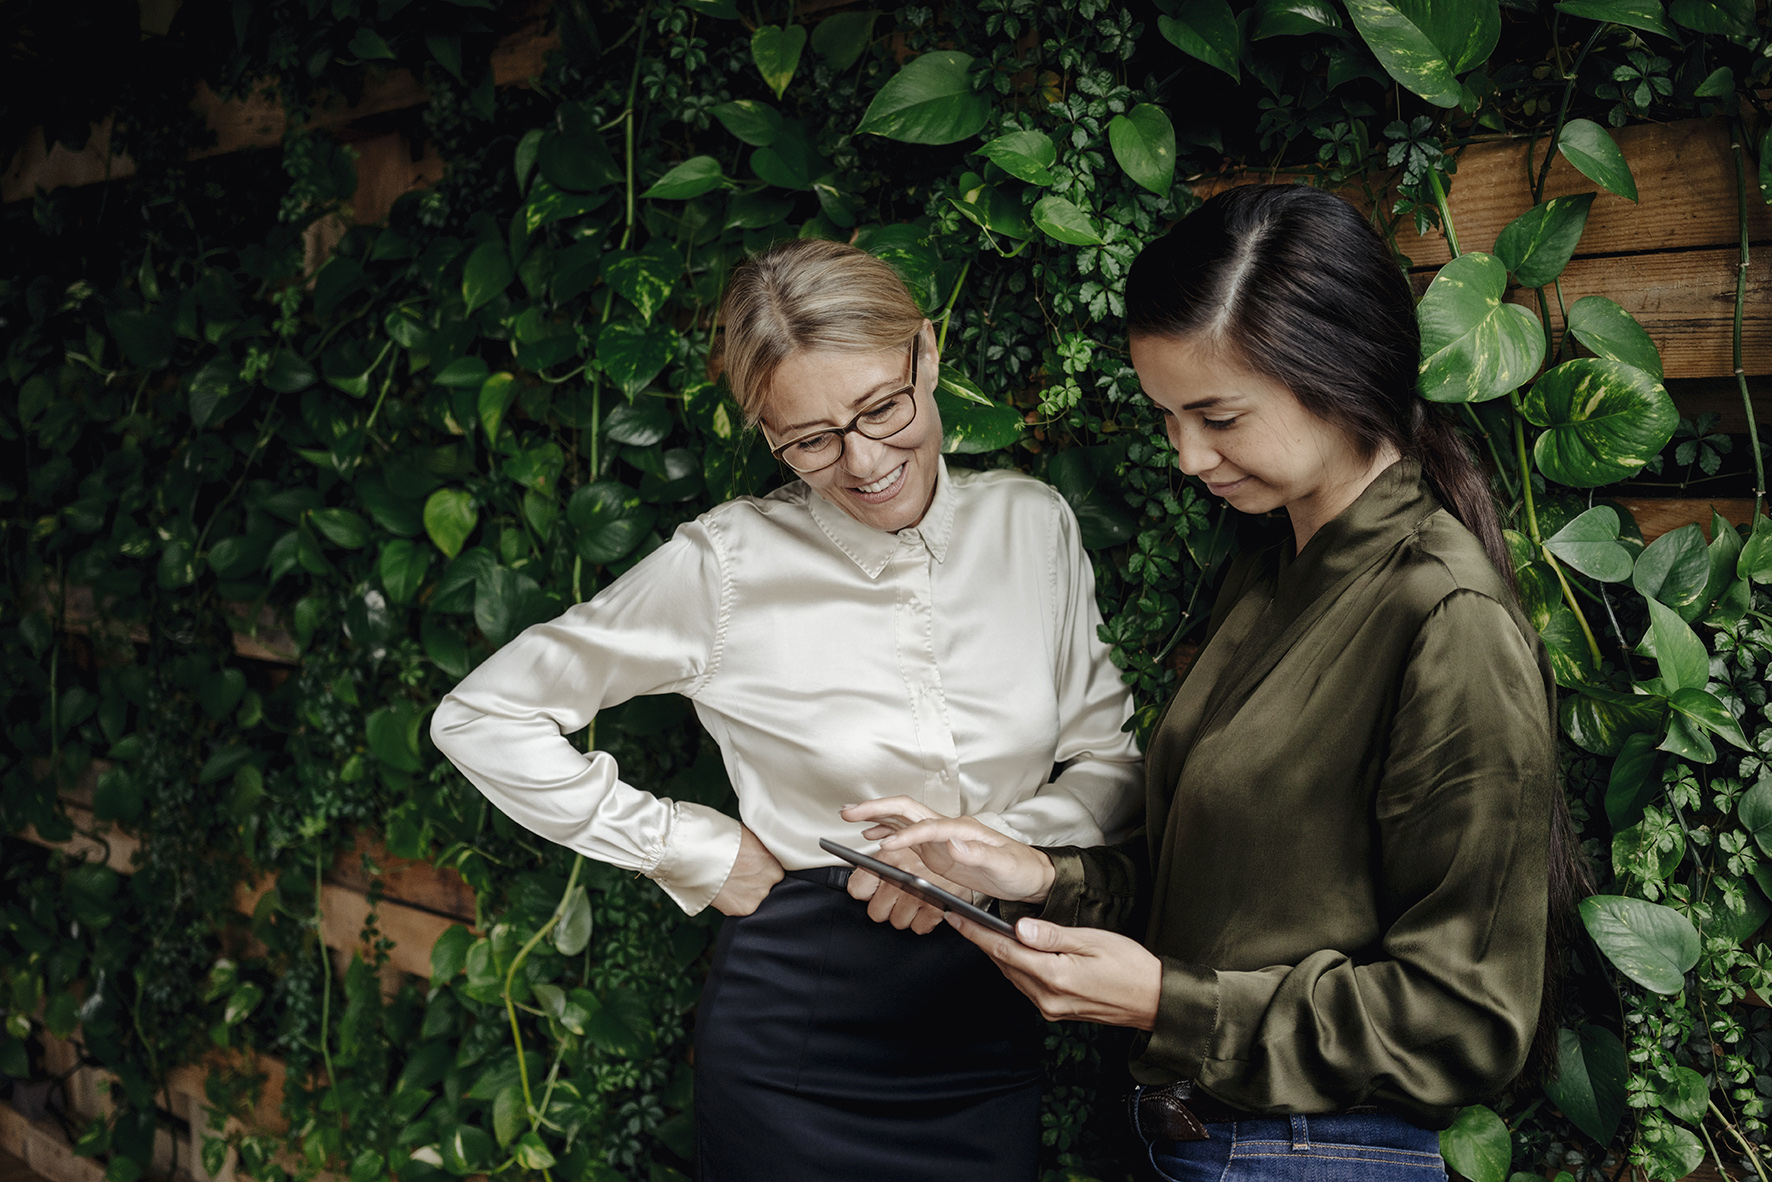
[431, 238, 1142, 1181]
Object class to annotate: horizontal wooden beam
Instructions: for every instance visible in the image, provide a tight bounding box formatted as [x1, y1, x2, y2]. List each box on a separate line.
[1613, 497, 1757, 542]
[2, 20, 554, 204]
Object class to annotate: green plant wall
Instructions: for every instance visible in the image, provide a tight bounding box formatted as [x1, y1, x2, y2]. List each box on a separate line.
[3, 2, 1771, 1181]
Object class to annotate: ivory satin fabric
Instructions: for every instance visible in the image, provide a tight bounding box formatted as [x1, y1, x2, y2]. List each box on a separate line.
[431, 459, 1143, 914]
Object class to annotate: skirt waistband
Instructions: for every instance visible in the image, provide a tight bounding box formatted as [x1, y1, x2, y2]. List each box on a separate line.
[784, 865, 853, 891]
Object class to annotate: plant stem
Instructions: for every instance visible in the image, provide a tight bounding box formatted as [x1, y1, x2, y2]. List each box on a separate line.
[1511, 392, 1603, 663]
[1462, 404, 1517, 499]
[1711, 1099, 1772, 1182]
[936, 259, 971, 353]
[501, 854, 585, 1180]
[1732, 127, 1766, 517]
[1534, 26, 1604, 204]
[1699, 1117, 1737, 1182]
[1426, 168, 1459, 258]
[315, 852, 341, 1115]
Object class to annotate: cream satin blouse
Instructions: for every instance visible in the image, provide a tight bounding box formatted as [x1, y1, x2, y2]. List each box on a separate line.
[430, 460, 1143, 914]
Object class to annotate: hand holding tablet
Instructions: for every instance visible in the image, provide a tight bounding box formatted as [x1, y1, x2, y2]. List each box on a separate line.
[819, 838, 1022, 939]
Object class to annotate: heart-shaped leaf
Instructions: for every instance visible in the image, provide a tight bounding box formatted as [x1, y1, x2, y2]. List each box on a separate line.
[1668, 686, 1750, 749]
[1668, 0, 1756, 35]
[479, 372, 517, 441]
[751, 24, 807, 99]
[568, 481, 657, 564]
[1545, 506, 1632, 581]
[712, 100, 783, 147]
[934, 388, 1022, 454]
[639, 156, 730, 200]
[1605, 732, 1663, 828]
[366, 705, 426, 773]
[597, 322, 676, 398]
[424, 488, 478, 559]
[1632, 523, 1710, 609]
[429, 924, 473, 981]
[1544, 1025, 1628, 1146]
[462, 241, 512, 316]
[1345, 0, 1485, 107]
[1739, 776, 1772, 856]
[977, 130, 1057, 186]
[1250, 0, 1342, 38]
[1032, 195, 1105, 246]
[536, 129, 620, 192]
[309, 508, 370, 549]
[1558, 119, 1639, 202]
[107, 310, 173, 370]
[1645, 596, 1710, 692]
[750, 121, 821, 190]
[1157, 0, 1241, 80]
[1554, 0, 1673, 36]
[811, 10, 877, 70]
[1565, 296, 1662, 378]
[1579, 894, 1700, 994]
[603, 251, 676, 323]
[379, 538, 431, 606]
[1521, 358, 1678, 486]
[856, 51, 991, 144]
[1438, 1104, 1511, 1182]
[1108, 104, 1178, 196]
[1417, 252, 1546, 403]
[1560, 685, 1664, 755]
[1737, 513, 1772, 584]
[554, 884, 593, 955]
[951, 175, 1034, 240]
[1493, 193, 1595, 288]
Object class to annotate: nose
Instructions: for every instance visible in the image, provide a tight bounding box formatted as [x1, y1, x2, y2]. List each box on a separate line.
[1169, 422, 1220, 477]
[839, 431, 892, 475]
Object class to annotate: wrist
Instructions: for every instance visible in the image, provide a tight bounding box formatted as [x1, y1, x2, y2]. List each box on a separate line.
[1024, 852, 1057, 905]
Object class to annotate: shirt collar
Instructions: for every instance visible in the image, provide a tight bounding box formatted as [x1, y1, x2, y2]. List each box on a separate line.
[804, 457, 954, 578]
[1273, 458, 1440, 613]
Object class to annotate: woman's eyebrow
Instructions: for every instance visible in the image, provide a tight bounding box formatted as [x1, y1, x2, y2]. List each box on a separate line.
[778, 378, 907, 434]
[1180, 395, 1226, 411]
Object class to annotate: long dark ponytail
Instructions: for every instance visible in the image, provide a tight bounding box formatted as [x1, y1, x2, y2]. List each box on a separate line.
[1126, 183, 1588, 1087]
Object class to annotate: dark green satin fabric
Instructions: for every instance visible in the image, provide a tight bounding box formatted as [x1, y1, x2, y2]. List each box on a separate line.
[1037, 460, 1556, 1128]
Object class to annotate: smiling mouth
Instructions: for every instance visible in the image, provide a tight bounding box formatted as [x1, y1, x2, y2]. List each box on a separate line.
[853, 463, 906, 498]
[1205, 477, 1249, 496]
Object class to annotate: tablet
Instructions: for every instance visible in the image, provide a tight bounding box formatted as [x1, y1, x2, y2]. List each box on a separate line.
[818, 838, 1020, 939]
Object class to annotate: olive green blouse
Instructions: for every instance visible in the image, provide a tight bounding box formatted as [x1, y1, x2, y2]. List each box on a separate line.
[1033, 460, 1556, 1128]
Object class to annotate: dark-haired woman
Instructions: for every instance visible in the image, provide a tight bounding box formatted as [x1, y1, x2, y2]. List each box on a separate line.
[846, 184, 1584, 1181]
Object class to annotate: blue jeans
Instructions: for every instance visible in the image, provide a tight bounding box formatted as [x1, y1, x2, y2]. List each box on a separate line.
[1132, 1096, 1448, 1182]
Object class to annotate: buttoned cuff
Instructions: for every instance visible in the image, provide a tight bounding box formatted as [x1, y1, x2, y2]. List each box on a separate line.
[1129, 958, 1219, 1084]
[646, 801, 744, 915]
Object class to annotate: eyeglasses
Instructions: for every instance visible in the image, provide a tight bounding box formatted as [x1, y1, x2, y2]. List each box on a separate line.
[763, 339, 921, 474]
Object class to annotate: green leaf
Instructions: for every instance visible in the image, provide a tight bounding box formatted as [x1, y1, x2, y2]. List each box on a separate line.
[1544, 505, 1632, 582]
[811, 10, 877, 70]
[107, 310, 173, 370]
[1605, 732, 1663, 828]
[1521, 358, 1678, 486]
[1738, 514, 1772, 584]
[1642, 1125, 1706, 1181]
[1345, 0, 1466, 106]
[264, 350, 318, 393]
[1632, 524, 1710, 610]
[424, 488, 478, 559]
[711, 100, 783, 147]
[1544, 1025, 1628, 1146]
[309, 507, 369, 549]
[474, 564, 551, 649]
[976, 130, 1058, 186]
[1031, 195, 1105, 246]
[1250, 0, 1342, 37]
[223, 982, 263, 1026]
[441, 1125, 493, 1174]
[1493, 194, 1595, 288]
[1107, 104, 1177, 196]
[1661, 711, 1717, 764]
[1565, 296, 1662, 378]
[934, 389, 1023, 454]
[554, 885, 593, 956]
[750, 120, 822, 191]
[1668, 0, 1756, 35]
[513, 1133, 555, 1171]
[639, 156, 730, 200]
[596, 322, 676, 398]
[604, 252, 676, 324]
[503, 442, 565, 494]
[522, 177, 610, 232]
[1742, 777, 1772, 856]
[537, 129, 620, 193]
[367, 706, 425, 773]
[430, 924, 473, 981]
[568, 481, 657, 565]
[198, 745, 254, 784]
[462, 241, 513, 316]
[1694, 65, 1735, 96]
[348, 27, 395, 59]
[1560, 685, 1663, 755]
[476, 372, 516, 442]
[1157, 0, 1241, 80]
[751, 24, 807, 99]
[1558, 119, 1639, 202]
[1416, 252, 1546, 403]
[1646, 597, 1710, 692]
[950, 179, 1034, 241]
[1438, 1104, 1511, 1182]
[1554, 0, 1673, 36]
[43, 991, 79, 1039]
[435, 356, 490, 389]
[605, 400, 672, 446]
[379, 539, 430, 606]
[1579, 894, 1700, 993]
[1655, 1065, 1710, 1125]
[492, 1084, 523, 1147]
[1668, 687, 1749, 749]
[856, 51, 991, 145]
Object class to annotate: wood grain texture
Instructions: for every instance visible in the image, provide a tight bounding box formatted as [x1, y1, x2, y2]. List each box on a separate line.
[1612, 497, 1757, 542]
[0, 1107, 105, 1182]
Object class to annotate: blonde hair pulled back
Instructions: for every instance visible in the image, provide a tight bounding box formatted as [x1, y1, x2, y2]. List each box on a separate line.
[715, 238, 926, 427]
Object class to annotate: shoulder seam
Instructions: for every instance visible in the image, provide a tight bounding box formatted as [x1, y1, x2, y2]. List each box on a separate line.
[686, 514, 734, 697]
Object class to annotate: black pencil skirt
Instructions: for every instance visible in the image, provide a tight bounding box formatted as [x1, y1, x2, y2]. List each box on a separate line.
[693, 873, 1044, 1182]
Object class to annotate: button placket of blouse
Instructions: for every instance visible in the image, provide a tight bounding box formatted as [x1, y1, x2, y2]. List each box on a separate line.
[891, 533, 961, 815]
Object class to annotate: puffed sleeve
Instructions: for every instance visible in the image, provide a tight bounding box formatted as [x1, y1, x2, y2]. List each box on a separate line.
[973, 491, 1143, 848]
[430, 518, 743, 915]
[1137, 589, 1554, 1110]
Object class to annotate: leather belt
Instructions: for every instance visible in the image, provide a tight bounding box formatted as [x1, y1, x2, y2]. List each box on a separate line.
[1130, 1081, 1385, 1142]
[785, 866, 853, 891]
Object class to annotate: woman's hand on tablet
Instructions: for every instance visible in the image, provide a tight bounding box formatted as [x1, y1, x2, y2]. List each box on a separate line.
[840, 797, 1056, 904]
[844, 844, 959, 935]
[944, 913, 1161, 1031]
[711, 825, 785, 916]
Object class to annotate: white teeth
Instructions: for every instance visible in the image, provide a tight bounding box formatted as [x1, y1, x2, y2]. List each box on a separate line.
[857, 465, 903, 495]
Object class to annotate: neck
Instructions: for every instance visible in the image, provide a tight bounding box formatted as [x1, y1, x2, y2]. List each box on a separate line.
[1286, 445, 1404, 554]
